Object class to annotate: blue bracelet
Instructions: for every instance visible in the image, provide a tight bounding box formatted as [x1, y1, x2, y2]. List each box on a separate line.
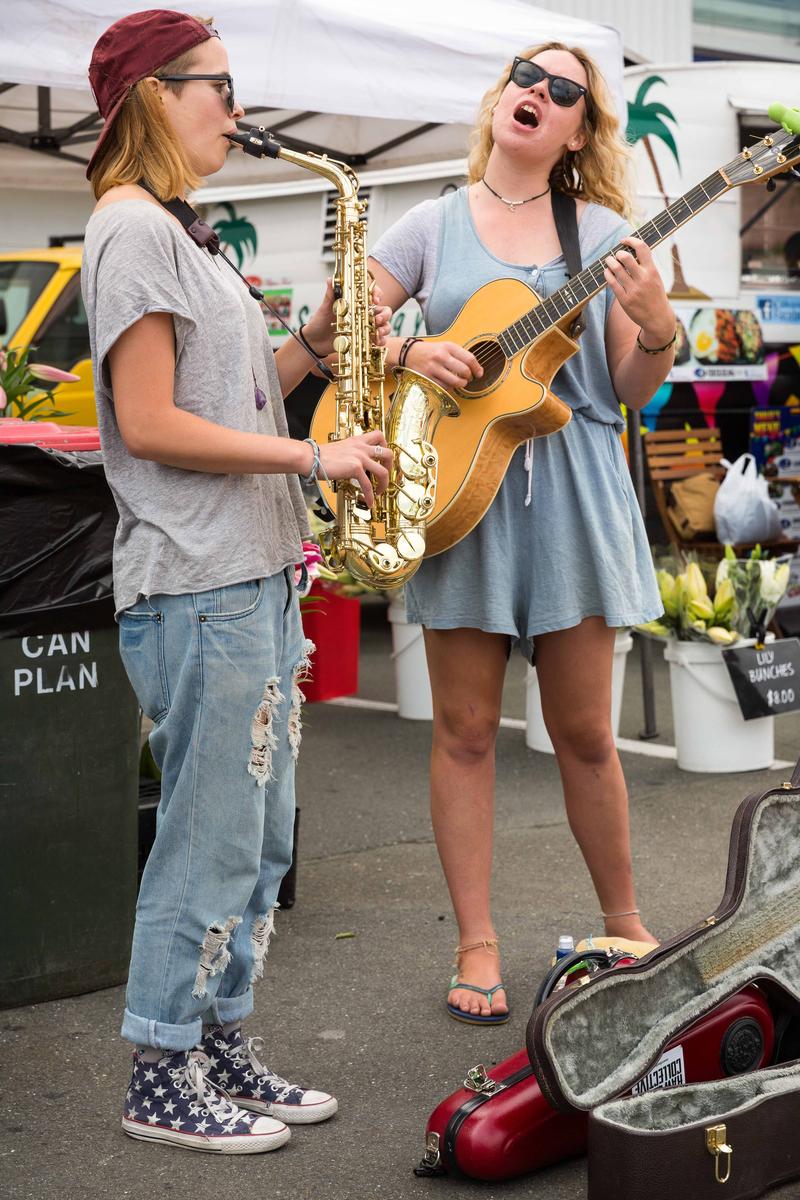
[300, 436, 330, 485]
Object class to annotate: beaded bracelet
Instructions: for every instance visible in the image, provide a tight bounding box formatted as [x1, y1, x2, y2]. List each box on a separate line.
[635, 327, 677, 355]
[398, 336, 421, 368]
[299, 436, 330, 486]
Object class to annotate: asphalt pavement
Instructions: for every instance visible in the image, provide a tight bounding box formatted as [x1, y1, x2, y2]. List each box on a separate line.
[3, 598, 799, 1200]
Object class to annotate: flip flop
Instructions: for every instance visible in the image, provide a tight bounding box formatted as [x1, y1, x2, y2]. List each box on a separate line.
[446, 975, 510, 1025]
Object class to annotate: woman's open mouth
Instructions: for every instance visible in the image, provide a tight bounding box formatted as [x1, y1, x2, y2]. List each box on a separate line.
[514, 102, 540, 129]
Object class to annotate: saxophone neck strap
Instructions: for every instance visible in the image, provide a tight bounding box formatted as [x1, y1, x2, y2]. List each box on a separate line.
[137, 180, 334, 381]
[550, 189, 586, 338]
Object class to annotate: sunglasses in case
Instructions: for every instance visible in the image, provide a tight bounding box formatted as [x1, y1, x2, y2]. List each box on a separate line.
[508, 58, 587, 107]
[157, 72, 236, 113]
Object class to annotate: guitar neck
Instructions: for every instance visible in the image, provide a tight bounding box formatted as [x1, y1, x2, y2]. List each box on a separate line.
[498, 170, 731, 355]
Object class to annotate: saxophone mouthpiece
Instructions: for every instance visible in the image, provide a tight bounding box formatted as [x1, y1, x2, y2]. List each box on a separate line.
[225, 126, 282, 159]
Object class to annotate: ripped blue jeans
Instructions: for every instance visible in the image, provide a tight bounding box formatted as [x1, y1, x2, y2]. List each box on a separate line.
[118, 571, 312, 1050]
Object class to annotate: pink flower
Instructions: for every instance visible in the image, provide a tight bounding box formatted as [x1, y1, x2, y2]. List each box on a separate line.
[295, 541, 324, 587]
[27, 362, 81, 384]
[302, 541, 323, 567]
[0, 385, 6, 410]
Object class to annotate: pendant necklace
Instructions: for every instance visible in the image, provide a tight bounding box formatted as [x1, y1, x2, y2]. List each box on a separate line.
[252, 368, 267, 411]
[481, 178, 550, 213]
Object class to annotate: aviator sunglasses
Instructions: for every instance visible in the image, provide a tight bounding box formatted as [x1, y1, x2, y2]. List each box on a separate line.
[156, 72, 236, 114]
[508, 57, 587, 107]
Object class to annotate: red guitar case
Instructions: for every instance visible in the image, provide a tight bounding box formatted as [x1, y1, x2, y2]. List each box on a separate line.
[416, 984, 775, 1181]
[417, 764, 800, 1182]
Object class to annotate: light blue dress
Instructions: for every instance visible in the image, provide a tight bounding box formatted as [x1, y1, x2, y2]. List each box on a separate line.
[371, 188, 662, 662]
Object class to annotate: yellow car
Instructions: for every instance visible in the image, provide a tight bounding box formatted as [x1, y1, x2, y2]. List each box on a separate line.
[0, 248, 95, 425]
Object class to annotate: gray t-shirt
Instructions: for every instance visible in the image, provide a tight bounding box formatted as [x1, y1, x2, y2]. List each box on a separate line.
[81, 200, 309, 615]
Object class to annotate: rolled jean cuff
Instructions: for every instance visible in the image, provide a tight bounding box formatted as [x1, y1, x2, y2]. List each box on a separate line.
[203, 987, 254, 1026]
[121, 1007, 203, 1052]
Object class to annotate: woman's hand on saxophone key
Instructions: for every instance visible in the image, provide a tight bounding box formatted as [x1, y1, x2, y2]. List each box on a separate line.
[318, 430, 393, 510]
[302, 280, 393, 378]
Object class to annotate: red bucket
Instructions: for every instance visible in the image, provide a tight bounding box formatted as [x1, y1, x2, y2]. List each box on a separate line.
[301, 581, 360, 703]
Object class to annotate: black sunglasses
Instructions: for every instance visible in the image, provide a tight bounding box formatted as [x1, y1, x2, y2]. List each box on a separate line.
[157, 72, 235, 114]
[508, 57, 587, 108]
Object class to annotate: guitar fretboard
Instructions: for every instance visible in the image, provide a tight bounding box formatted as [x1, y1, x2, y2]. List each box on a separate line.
[497, 170, 730, 356]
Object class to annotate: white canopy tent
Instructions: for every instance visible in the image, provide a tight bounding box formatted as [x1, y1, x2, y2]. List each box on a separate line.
[0, 0, 625, 198]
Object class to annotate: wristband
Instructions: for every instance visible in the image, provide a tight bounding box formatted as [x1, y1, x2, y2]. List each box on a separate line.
[299, 436, 330, 485]
[298, 323, 324, 357]
[398, 336, 422, 368]
[635, 327, 677, 354]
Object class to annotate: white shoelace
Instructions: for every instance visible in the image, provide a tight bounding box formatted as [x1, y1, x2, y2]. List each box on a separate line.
[184, 1050, 248, 1130]
[245, 1037, 300, 1103]
[524, 438, 534, 507]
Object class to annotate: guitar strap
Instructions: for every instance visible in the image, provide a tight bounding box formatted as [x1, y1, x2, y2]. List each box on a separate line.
[550, 189, 586, 338]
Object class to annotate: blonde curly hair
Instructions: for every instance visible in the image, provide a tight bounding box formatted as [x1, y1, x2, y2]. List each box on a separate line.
[467, 42, 634, 220]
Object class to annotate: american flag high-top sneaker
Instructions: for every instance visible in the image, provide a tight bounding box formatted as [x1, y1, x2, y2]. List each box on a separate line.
[201, 1025, 338, 1124]
[122, 1048, 290, 1153]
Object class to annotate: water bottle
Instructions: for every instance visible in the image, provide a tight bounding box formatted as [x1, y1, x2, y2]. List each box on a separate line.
[555, 934, 575, 961]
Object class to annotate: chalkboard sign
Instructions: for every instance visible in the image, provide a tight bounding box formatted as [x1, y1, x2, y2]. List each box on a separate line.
[722, 638, 800, 720]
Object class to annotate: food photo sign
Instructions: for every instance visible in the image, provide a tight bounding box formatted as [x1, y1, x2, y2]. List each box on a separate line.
[669, 304, 768, 383]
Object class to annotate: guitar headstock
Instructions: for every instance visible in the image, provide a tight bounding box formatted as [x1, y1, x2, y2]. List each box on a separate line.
[725, 103, 800, 188]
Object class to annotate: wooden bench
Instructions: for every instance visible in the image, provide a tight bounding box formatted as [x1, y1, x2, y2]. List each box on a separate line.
[643, 426, 799, 556]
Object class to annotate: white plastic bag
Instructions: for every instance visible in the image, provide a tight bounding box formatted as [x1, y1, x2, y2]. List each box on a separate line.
[713, 453, 781, 544]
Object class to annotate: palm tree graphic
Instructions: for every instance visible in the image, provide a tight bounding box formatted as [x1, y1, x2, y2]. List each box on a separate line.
[212, 203, 258, 269]
[627, 76, 708, 300]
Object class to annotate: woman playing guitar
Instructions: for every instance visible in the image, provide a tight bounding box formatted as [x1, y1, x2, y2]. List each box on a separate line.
[369, 43, 673, 1023]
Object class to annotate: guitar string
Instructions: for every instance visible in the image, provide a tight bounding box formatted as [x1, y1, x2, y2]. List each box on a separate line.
[407, 141, 793, 376]
[457, 173, 730, 371]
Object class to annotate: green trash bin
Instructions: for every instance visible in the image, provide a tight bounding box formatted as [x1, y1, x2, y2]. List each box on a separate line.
[0, 441, 140, 1008]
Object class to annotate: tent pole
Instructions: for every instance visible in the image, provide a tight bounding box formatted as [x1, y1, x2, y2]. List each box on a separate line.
[627, 405, 659, 740]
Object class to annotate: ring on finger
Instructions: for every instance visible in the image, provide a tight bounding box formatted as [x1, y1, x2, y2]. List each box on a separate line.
[372, 444, 383, 462]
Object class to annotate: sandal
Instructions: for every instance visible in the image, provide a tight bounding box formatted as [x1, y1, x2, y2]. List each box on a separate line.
[446, 938, 510, 1025]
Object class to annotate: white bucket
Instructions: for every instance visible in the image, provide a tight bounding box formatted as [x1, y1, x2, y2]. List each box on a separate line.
[525, 631, 633, 754]
[387, 595, 433, 720]
[663, 637, 774, 773]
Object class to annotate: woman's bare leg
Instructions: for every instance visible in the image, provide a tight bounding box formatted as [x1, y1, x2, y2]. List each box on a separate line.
[534, 618, 657, 945]
[425, 626, 510, 1017]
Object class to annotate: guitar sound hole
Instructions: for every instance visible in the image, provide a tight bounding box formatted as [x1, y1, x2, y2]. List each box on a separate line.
[460, 339, 506, 395]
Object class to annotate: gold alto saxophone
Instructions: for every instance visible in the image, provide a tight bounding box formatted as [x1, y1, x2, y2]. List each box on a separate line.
[228, 127, 458, 589]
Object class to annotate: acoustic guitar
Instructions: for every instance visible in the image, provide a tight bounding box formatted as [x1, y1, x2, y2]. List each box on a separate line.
[309, 106, 800, 557]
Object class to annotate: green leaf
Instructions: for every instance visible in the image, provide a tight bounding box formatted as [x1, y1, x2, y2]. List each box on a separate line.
[632, 75, 669, 108]
[626, 115, 680, 167]
[20, 395, 56, 417]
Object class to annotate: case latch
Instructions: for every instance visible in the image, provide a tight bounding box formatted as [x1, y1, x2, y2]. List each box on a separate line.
[706, 1123, 733, 1183]
[463, 1064, 500, 1094]
[414, 1131, 444, 1177]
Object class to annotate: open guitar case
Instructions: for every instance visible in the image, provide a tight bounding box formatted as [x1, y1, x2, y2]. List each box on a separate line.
[527, 757, 800, 1200]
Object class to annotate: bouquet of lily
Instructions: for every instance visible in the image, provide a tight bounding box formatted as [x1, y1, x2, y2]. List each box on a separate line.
[638, 546, 792, 646]
[716, 545, 792, 639]
[0, 347, 80, 419]
[639, 560, 739, 645]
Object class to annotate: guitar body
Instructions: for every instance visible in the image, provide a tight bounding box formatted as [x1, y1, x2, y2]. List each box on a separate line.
[309, 278, 576, 557]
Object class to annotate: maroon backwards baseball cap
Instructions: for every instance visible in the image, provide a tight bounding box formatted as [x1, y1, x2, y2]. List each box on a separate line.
[86, 8, 217, 179]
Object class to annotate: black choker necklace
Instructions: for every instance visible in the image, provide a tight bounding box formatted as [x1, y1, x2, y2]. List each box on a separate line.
[481, 178, 551, 213]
